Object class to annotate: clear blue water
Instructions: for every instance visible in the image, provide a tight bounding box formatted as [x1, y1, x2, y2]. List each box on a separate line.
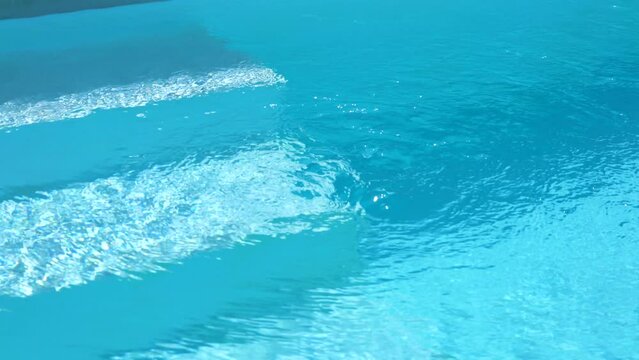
[1, 1, 638, 359]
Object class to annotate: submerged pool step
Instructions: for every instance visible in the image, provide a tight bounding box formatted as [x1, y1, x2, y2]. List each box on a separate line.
[0, 65, 285, 129]
[0, 28, 248, 105]
[0, 27, 286, 129]
[0, 140, 354, 297]
[0, 220, 360, 360]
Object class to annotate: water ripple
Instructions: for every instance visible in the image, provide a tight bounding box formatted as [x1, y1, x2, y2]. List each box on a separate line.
[0, 139, 354, 297]
[0, 66, 286, 130]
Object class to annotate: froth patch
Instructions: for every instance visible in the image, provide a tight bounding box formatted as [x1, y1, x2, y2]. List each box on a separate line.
[0, 66, 286, 129]
[0, 140, 351, 297]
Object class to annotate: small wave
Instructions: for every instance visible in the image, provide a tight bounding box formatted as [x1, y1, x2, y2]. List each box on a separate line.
[0, 66, 286, 130]
[0, 140, 352, 297]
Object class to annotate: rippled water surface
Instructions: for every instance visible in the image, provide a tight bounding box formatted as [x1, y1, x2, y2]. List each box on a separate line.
[1, 0, 638, 359]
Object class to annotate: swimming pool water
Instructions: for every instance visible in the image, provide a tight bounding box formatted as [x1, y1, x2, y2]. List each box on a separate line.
[1, 0, 638, 359]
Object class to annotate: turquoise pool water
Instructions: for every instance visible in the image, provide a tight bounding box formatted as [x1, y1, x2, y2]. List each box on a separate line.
[1, 0, 638, 359]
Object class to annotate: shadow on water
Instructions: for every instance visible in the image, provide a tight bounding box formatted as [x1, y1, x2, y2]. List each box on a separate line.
[0, 0, 166, 20]
[0, 27, 247, 104]
[0, 221, 363, 360]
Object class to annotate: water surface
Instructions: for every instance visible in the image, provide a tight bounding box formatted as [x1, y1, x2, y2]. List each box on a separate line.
[1, 0, 638, 359]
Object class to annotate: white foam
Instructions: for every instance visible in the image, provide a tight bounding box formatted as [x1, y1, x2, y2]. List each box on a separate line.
[0, 140, 352, 297]
[0, 66, 286, 129]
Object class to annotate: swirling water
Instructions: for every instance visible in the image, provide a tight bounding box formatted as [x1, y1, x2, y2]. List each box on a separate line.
[0, 0, 638, 359]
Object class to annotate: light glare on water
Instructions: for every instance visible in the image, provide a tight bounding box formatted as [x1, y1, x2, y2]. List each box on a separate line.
[0, 0, 638, 359]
